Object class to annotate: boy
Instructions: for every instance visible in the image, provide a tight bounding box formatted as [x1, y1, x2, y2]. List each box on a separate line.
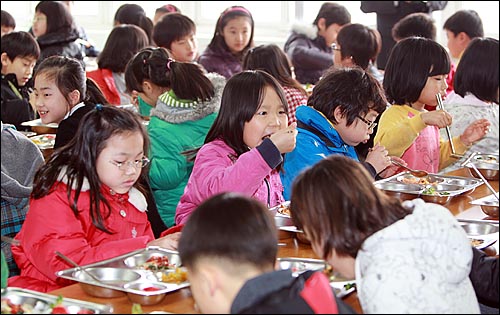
[281, 67, 402, 200]
[1, 10, 16, 37]
[443, 10, 484, 63]
[178, 192, 354, 314]
[1, 31, 40, 131]
[152, 13, 198, 63]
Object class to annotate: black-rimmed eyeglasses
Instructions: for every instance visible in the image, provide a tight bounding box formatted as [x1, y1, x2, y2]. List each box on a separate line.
[331, 43, 341, 51]
[356, 115, 377, 131]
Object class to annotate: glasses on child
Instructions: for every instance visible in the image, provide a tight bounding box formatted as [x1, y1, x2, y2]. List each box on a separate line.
[331, 43, 341, 51]
[356, 115, 377, 131]
[108, 157, 150, 171]
[32, 16, 46, 23]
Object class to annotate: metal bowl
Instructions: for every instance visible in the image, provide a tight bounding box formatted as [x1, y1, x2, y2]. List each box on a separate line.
[374, 182, 422, 201]
[1, 294, 51, 313]
[420, 193, 452, 205]
[124, 282, 168, 306]
[74, 267, 142, 298]
[124, 252, 182, 269]
[467, 162, 499, 181]
[480, 200, 499, 218]
[460, 222, 499, 236]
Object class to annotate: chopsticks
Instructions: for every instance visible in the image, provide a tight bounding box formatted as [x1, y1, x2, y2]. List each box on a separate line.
[436, 93, 462, 159]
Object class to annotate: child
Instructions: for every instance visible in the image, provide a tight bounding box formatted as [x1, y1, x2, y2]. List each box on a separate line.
[143, 48, 226, 227]
[113, 3, 153, 46]
[178, 192, 355, 314]
[284, 2, 351, 85]
[31, 1, 84, 68]
[1, 122, 44, 276]
[9, 106, 180, 292]
[175, 70, 297, 225]
[32, 55, 108, 149]
[1, 31, 40, 131]
[152, 13, 198, 63]
[242, 44, 308, 124]
[1, 10, 15, 37]
[87, 24, 150, 105]
[374, 37, 490, 173]
[440, 37, 499, 174]
[392, 12, 437, 42]
[153, 4, 181, 25]
[290, 155, 480, 313]
[198, 5, 254, 79]
[281, 67, 400, 200]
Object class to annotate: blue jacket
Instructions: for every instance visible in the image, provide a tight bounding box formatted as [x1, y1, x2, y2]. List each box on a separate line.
[281, 106, 368, 200]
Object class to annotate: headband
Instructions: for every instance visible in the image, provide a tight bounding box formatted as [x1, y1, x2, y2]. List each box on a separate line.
[222, 6, 251, 17]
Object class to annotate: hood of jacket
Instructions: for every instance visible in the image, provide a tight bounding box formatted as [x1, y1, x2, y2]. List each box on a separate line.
[56, 166, 147, 212]
[36, 28, 80, 47]
[290, 22, 319, 40]
[151, 72, 226, 124]
[1, 126, 44, 204]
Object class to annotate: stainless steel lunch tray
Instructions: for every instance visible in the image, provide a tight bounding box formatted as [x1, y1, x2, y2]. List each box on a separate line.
[1, 287, 113, 313]
[56, 247, 189, 297]
[374, 171, 483, 197]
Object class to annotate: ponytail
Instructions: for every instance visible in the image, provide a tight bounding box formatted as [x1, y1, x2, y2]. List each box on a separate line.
[85, 78, 109, 106]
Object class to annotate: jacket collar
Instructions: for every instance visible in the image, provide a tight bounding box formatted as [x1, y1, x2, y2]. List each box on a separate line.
[291, 22, 318, 40]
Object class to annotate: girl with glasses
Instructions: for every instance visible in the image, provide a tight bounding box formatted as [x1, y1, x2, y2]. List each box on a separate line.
[8, 106, 180, 293]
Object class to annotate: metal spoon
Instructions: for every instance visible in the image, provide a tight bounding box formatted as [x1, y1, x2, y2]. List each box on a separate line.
[391, 158, 429, 177]
[55, 251, 105, 284]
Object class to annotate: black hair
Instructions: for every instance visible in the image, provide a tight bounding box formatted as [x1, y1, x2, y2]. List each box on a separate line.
[1, 31, 40, 60]
[178, 192, 278, 270]
[392, 12, 436, 41]
[443, 10, 484, 39]
[313, 2, 351, 27]
[113, 3, 153, 45]
[383, 37, 450, 105]
[152, 13, 196, 50]
[35, 1, 76, 35]
[1, 10, 16, 28]
[97, 24, 150, 73]
[308, 67, 387, 126]
[155, 4, 181, 15]
[454, 37, 499, 104]
[336, 23, 379, 70]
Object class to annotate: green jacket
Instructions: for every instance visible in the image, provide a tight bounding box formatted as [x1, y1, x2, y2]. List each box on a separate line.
[147, 73, 226, 227]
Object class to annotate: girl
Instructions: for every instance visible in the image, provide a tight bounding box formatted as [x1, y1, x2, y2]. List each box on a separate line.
[152, 13, 198, 63]
[113, 3, 153, 46]
[33, 55, 107, 149]
[9, 106, 179, 292]
[440, 37, 499, 173]
[374, 37, 490, 173]
[175, 70, 297, 225]
[141, 47, 226, 227]
[242, 44, 308, 124]
[290, 155, 480, 313]
[86, 24, 149, 106]
[31, 1, 83, 68]
[198, 5, 254, 79]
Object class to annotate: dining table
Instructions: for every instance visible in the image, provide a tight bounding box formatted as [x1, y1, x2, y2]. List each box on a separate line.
[46, 167, 499, 314]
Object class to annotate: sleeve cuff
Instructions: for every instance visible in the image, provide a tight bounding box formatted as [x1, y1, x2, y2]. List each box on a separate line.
[256, 138, 283, 169]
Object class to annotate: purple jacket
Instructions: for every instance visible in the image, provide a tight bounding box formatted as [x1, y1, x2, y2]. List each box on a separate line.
[198, 46, 242, 79]
[175, 139, 285, 225]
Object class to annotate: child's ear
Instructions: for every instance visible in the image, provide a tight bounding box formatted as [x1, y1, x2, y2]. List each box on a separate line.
[68, 89, 81, 106]
[333, 106, 344, 122]
[1, 52, 11, 67]
[199, 265, 220, 297]
[317, 18, 326, 31]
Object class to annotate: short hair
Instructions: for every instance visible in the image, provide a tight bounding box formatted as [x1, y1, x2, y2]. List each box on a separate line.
[242, 44, 306, 95]
[392, 12, 436, 41]
[35, 1, 75, 35]
[290, 155, 411, 259]
[443, 10, 484, 39]
[336, 23, 380, 69]
[1, 10, 16, 28]
[313, 2, 351, 27]
[152, 13, 196, 50]
[178, 192, 278, 270]
[155, 4, 180, 15]
[207, 6, 254, 59]
[97, 24, 150, 73]
[1, 31, 40, 60]
[308, 67, 387, 126]
[383, 37, 450, 105]
[204, 70, 287, 157]
[454, 37, 499, 104]
[113, 3, 153, 45]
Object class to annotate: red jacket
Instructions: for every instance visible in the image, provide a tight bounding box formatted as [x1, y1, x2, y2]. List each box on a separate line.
[9, 180, 154, 292]
[86, 68, 121, 105]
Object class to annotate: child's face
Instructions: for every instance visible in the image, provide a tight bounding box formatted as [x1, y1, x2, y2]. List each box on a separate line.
[32, 12, 47, 38]
[96, 131, 145, 194]
[445, 30, 463, 60]
[335, 109, 379, 146]
[1, 54, 37, 86]
[416, 74, 448, 108]
[243, 86, 288, 149]
[221, 16, 252, 54]
[169, 32, 198, 62]
[34, 73, 72, 124]
[1, 26, 15, 37]
[318, 22, 343, 47]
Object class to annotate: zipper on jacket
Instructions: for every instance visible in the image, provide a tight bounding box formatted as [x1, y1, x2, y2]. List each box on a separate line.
[264, 177, 270, 208]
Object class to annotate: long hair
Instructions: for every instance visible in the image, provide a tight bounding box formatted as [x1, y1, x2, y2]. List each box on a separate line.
[113, 3, 153, 45]
[32, 106, 150, 234]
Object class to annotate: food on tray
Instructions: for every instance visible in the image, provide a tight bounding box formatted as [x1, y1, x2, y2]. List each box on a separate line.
[29, 134, 56, 148]
[475, 155, 498, 164]
[470, 238, 484, 247]
[1, 295, 95, 314]
[138, 255, 177, 271]
[421, 186, 450, 196]
[277, 203, 291, 216]
[160, 267, 188, 284]
[400, 176, 437, 185]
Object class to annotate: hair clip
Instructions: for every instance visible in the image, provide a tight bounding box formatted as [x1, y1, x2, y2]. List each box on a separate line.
[95, 104, 103, 111]
[166, 58, 174, 70]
